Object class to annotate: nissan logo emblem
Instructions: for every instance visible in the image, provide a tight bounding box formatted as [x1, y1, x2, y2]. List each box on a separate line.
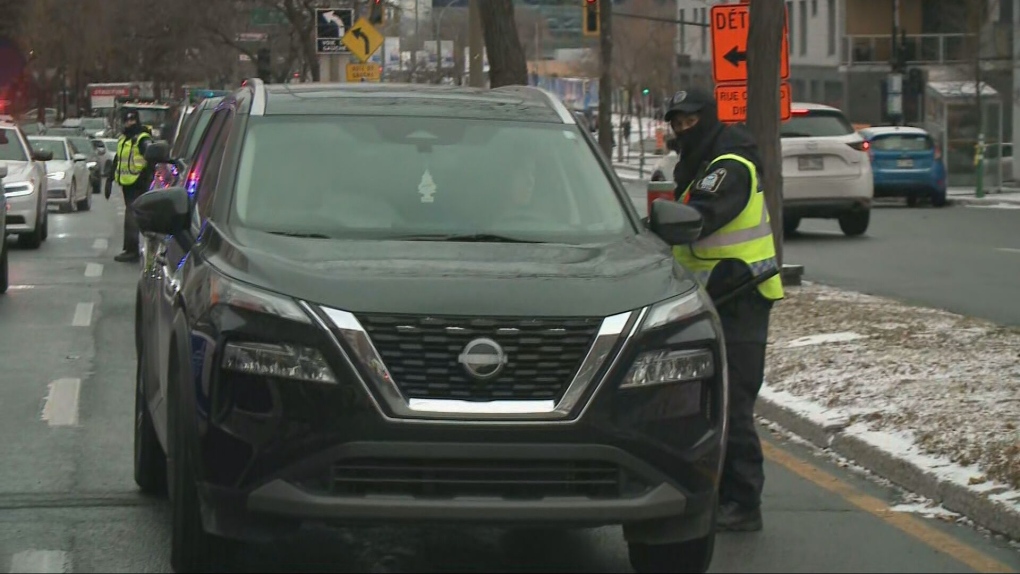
[458, 338, 508, 380]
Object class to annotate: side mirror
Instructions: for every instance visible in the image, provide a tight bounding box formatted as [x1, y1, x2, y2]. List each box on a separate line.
[649, 199, 703, 245]
[144, 140, 172, 164]
[32, 149, 54, 162]
[73, 153, 87, 162]
[132, 186, 192, 235]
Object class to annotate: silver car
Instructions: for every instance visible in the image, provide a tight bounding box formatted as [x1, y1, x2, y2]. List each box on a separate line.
[1, 122, 50, 249]
[27, 135, 92, 213]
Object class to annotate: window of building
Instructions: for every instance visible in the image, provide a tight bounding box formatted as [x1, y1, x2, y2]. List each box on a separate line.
[827, 0, 836, 56]
[700, 8, 707, 54]
[799, 1, 808, 55]
[786, 2, 793, 54]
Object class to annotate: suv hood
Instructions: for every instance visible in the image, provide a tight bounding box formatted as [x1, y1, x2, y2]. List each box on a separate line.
[43, 160, 74, 173]
[0, 161, 35, 184]
[204, 226, 696, 317]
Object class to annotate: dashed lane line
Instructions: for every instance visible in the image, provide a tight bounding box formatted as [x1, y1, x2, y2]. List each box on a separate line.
[84, 263, 103, 278]
[9, 550, 70, 573]
[40, 378, 81, 428]
[71, 303, 93, 327]
[91, 238, 108, 251]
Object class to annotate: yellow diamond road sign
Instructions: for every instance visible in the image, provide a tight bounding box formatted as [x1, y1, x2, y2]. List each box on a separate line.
[341, 17, 384, 63]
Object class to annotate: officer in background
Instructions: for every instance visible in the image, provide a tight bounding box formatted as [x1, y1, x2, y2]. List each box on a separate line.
[105, 109, 153, 263]
[664, 86, 784, 532]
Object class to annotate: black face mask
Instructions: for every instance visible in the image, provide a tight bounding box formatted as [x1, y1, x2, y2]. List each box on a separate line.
[123, 122, 141, 137]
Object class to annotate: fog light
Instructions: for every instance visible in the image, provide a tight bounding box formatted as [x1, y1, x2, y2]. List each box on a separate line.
[222, 341, 337, 383]
[620, 349, 714, 389]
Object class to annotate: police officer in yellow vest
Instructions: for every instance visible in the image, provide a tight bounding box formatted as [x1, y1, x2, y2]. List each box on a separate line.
[664, 87, 784, 533]
[104, 109, 153, 263]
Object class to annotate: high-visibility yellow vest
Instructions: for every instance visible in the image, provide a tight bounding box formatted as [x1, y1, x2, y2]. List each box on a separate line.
[673, 153, 784, 301]
[115, 132, 151, 186]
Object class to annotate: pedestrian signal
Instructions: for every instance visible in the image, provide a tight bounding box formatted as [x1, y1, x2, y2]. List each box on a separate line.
[369, 0, 384, 25]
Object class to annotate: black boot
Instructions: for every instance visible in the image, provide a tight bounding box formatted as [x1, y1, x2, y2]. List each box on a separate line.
[717, 501, 763, 532]
[114, 251, 140, 263]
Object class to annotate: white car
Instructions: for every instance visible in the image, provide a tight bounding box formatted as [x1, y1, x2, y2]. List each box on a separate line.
[27, 135, 92, 213]
[1, 122, 50, 249]
[781, 103, 874, 237]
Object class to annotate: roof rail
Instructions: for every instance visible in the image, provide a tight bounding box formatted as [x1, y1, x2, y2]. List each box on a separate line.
[242, 78, 267, 115]
[492, 84, 576, 125]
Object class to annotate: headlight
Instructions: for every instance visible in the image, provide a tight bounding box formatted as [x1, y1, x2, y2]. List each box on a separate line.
[620, 349, 715, 389]
[3, 181, 35, 197]
[209, 271, 311, 325]
[640, 288, 713, 332]
[87, 161, 97, 169]
[222, 341, 337, 384]
[47, 171, 66, 181]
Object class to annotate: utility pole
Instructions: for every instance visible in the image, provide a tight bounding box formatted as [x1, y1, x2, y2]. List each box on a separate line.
[974, 0, 986, 198]
[411, 0, 420, 82]
[745, 0, 786, 264]
[597, 0, 613, 157]
[468, 0, 484, 87]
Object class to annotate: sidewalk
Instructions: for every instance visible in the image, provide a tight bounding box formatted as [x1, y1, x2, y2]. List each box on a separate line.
[759, 282, 1020, 540]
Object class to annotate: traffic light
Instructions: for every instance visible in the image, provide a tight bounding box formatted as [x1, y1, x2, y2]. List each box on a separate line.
[256, 48, 272, 83]
[583, 0, 600, 37]
[369, 0, 384, 25]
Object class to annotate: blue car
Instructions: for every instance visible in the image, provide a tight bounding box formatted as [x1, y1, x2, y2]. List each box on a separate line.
[860, 126, 947, 207]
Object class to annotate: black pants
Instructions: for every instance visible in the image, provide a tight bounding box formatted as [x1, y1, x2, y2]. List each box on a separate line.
[121, 183, 147, 253]
[715, 290, 773, 510]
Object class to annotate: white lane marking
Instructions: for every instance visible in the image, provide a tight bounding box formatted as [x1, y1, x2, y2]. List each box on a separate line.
[41, 379, 82, 428]
[71, 303, 94, 327]
[92, 238, 108, 251]
[9, 550, 70, 573]
[7, 285, 35, 290]
[84, 263, 103, 278]
[996, 247, 1020, 254]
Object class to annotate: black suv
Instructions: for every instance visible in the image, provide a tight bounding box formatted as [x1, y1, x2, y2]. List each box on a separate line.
[133, 79, 726, 573]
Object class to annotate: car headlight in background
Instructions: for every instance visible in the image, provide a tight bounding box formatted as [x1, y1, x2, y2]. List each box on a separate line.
[3, 181, 35, 197]
[222, 341, 337, 383]
[47, 171, 66, 181]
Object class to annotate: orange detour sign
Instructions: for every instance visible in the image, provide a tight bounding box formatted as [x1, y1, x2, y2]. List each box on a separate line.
[710, 3, 790, 84]
[715, 82, 792, 124]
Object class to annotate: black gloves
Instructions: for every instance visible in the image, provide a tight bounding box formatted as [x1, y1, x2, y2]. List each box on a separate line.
[104, 178, 112, 200]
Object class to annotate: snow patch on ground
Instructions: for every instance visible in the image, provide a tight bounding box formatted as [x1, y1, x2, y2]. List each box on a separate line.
[764, 283, 1020, 507]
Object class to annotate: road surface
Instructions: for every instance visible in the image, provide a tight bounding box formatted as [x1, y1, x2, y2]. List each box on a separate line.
[622, 181, 1020, 327]
[1, 194, 1018, 572]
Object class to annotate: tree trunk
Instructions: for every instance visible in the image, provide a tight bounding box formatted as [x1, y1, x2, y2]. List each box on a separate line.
[477, 0, 527, 87]
[597, 0, 613, 157]
[746, 1, 786, 266]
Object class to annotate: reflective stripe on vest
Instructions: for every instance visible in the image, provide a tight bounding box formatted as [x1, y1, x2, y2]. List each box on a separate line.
[115, 132, 151, 186]
[673, 153, 784, 301]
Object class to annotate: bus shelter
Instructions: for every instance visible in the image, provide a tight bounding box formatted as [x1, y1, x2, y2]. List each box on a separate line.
[922, 81, 1004, 190]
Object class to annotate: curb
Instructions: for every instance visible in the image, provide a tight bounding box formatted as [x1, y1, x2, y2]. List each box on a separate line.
[756, 395, 1020, 541]
[948, 196, 1020, 207]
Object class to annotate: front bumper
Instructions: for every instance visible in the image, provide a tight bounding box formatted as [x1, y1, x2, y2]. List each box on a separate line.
[183, 294, 726, 545]
[46, 182, 71, 204]
[4, 194, 39, 234]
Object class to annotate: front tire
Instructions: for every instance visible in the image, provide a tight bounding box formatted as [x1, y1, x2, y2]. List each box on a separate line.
[134, 345, 167, 496]
[0, 245, 8, 294]
[169, 357, 235, 573]
[783, 216, 801, 236]
[838, 210, 870, 237]
[628, 533, 716, 574]
[77, 186, 92, 211]
[931, 192, 947, 208]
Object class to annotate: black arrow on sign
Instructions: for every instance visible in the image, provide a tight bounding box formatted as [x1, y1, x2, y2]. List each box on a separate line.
[724, 46, 747, 67]
[352, 27, 370, 56]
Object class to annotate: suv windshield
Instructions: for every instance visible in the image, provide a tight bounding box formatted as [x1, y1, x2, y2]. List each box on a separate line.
[29, 138, 68, 160]
[782, 110, 855, 138]
[870, 133, 933, 151]
[0, 128, 28, 161]
[232, 116, 630, 244]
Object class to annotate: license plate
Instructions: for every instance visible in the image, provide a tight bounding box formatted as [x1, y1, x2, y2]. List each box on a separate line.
[798, 156, 824, 171]
[896, 158, 914, 168]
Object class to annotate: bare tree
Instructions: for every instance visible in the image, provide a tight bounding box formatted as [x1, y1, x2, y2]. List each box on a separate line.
[746, 0, 786, 264]
[477, 0, 528, 87]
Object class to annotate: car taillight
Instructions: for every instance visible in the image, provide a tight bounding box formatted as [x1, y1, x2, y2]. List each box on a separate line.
[934, 146, 942, 160]
[847, 140, 870, 153]
[791, 109, 809, 116]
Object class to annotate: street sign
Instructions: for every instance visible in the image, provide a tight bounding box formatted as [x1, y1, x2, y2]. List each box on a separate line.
[316, 8, 353, 54]
[710, 4, 790, 84]
[715, 82, 792, 123]
[236, 32, 269, 42]
[346, 62, 382, 82]
[342, 17, 384, 63]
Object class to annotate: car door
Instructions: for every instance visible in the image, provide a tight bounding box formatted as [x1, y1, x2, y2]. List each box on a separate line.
[152, 105, 234, 435]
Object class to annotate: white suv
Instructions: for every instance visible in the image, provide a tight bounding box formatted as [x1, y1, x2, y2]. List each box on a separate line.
[781, 103, 874, 237]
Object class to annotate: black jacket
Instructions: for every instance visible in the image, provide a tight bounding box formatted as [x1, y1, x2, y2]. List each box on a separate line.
[106, 131, 154, 190]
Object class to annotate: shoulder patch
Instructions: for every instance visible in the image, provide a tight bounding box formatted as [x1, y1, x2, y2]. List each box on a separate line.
[695, 168, 727, 193]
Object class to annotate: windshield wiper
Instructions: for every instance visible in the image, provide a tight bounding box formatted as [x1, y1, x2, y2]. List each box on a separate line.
[264, 230, 332, 239]
[392, 233, 540, 243]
